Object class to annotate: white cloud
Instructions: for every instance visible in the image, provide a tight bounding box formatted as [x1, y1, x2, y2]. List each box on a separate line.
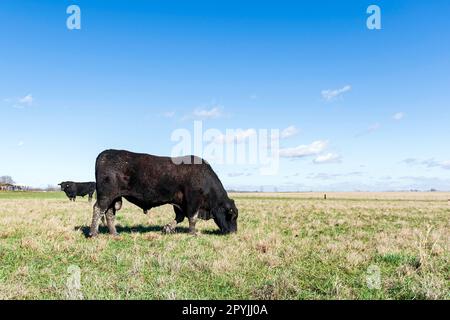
[398, 176, 450, 190]
[313, 153, 342, 164]
[18, 94, 33, 106]
[193, 106, 223, 119]
[18, 141, 24, 147]
[279, 140, 328, 158]
[280, 125, 299, 139]
[228, 172, 245, 177]
[307, 171, 363, 180]
[266, 125, 300, 141]
[209, 125, 298, 146]
[355, 122, 381, 137]
[321, 85, 351, 101]
[5, 94, 34, 108]
[401, 158, 424, 166]
[423, 159, 450, 170]
[402, 158, 450, 170]
[227, 168, 254, 178]
[212, 129, 257, 144]
[402, 158, 417, 164]
[367, 123, 380, 132]
[393, 112, 405, 120]
[441, 160, 450, 169]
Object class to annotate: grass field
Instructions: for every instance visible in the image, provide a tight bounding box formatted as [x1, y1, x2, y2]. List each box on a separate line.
[0, 191, 448, 300]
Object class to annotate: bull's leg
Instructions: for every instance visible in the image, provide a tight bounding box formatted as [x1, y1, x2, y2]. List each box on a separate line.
[188, 211, 199, 235]
[105, 208, 118, 236]
[188, 215, 198, 235]
[88, 193, 93, 203]
[89, 202, 105, 237]
[163, 206, 185, 234]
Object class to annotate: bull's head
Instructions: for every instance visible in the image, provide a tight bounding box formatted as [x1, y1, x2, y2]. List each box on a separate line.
[58, 182, 71, 191]
[213, 198, 238, 234]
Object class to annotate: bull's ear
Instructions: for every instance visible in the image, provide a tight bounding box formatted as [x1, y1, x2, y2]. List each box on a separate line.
[224, 199, 235, 210]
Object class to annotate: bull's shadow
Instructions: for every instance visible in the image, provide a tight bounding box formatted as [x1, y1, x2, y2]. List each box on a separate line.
[75, 224, 191, 238]
[200, 229, 224, 235]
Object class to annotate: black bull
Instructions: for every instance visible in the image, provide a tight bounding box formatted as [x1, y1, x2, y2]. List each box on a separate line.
[59, 181, 96, 202]
[88, 149, 238, 237]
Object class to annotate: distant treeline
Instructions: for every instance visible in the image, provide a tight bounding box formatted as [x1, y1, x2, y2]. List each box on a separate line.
[0, 175, 60, 192]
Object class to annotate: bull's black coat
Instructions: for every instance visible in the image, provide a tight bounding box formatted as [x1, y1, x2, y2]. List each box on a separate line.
[59, 181, 96, 202]
[89, 149, 238, 237]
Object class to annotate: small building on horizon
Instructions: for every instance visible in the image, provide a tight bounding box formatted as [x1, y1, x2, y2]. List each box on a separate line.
[0, 183, 26, 191]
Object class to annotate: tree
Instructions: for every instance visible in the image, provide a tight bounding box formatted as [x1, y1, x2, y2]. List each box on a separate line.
[0, 176, 15, 185]
[46, 185, 59, 191]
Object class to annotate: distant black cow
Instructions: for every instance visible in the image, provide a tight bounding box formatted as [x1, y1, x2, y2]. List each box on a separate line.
[59, 181, 96, 202]
[89, 149, 238, 237]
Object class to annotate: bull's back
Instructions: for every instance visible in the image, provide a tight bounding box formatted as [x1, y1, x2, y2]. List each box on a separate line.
[74, 182, 96, 196]
[96, 150, 173, 193]
[95, 149, 222, 198]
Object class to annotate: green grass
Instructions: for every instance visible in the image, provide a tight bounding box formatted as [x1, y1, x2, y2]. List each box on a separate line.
[0, 191, 65, 200]
[0, 191, 448, 300]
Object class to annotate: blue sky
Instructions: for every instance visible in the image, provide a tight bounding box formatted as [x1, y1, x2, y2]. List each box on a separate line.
[1, 0, 449, 191]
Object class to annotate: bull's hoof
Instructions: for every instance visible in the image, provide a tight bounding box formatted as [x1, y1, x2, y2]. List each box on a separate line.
[88, 231, 98, 238]
[189, 230, 198, 236]
[162, 224, 175, 234]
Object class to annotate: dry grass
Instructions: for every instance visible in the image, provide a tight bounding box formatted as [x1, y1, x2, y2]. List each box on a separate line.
[0, 191, 448, 300]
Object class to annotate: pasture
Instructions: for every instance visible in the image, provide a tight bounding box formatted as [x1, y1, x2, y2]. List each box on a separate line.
[0, 191, 448, 299]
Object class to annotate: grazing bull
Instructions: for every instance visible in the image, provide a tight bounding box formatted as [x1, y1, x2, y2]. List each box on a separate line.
[89, 149, 238, 237]
[59, 181, 96, 202]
